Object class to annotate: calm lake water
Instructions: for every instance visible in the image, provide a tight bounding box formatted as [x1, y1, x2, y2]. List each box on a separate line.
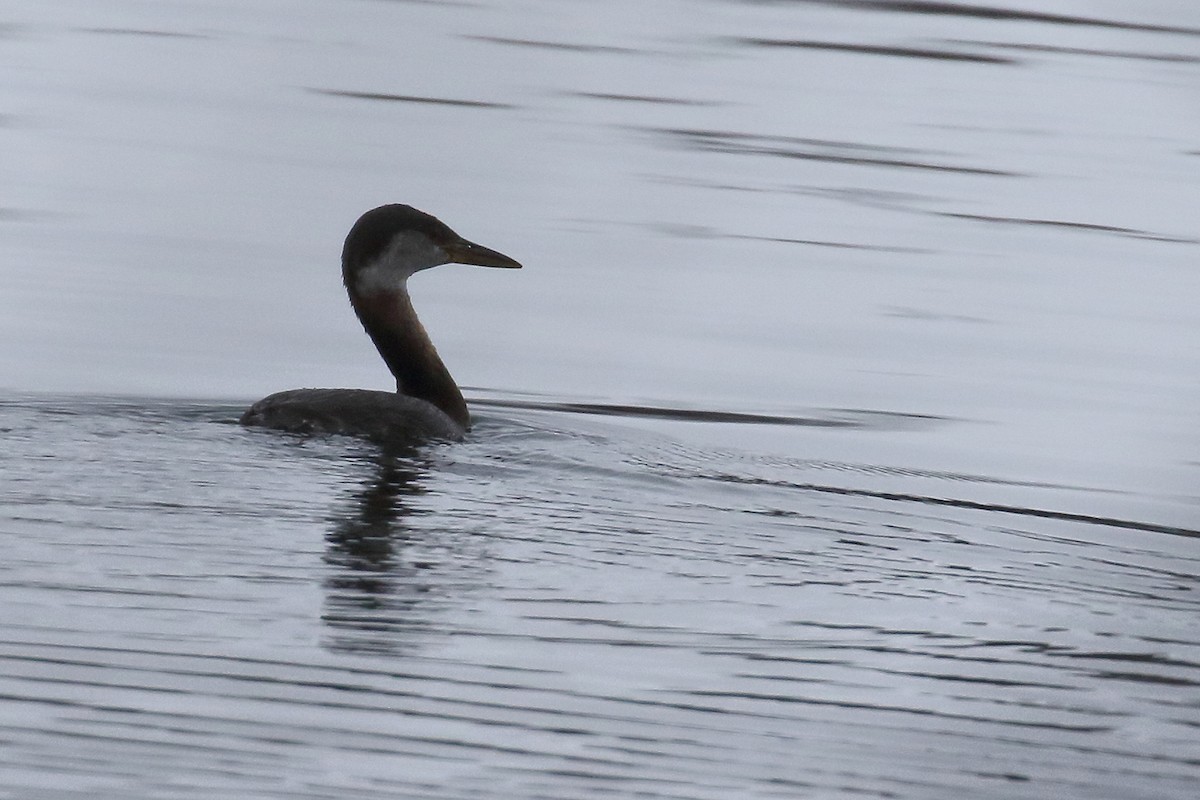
[2, 0, 1198, 798]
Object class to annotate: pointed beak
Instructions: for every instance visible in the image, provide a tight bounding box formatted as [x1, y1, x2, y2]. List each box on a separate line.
[443, 237, 522, 269]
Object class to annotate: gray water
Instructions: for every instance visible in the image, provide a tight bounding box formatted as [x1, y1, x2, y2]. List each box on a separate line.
[2, 1, 1198, 798]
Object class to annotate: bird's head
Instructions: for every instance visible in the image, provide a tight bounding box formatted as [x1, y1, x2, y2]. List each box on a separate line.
[342, 204, 521, 294]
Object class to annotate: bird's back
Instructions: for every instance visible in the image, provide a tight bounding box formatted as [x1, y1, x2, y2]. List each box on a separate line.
[240, 388, 466, 443]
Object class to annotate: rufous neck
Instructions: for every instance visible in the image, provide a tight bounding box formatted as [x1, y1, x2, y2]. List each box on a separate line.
[347, 285, 470, 430]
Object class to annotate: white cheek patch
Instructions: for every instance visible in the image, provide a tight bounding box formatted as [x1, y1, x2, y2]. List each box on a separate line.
[354, 232, 447, 294]
[355, 260, 406, 294]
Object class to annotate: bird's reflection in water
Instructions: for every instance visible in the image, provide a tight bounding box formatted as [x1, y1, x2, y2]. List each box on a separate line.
[321, 445, 441, 655]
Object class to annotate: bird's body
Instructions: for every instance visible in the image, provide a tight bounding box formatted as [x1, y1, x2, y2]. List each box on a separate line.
[240, 388, 465, 441]
[241, 204, 521, 442]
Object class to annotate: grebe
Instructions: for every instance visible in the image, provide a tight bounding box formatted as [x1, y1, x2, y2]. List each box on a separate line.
[241, 204, 521, 442]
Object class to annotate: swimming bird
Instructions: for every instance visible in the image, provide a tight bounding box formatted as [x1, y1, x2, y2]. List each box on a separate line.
[241, 204, 522, 442]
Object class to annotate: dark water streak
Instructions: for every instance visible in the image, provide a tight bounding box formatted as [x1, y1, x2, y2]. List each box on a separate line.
[791, 0, 1200, 37]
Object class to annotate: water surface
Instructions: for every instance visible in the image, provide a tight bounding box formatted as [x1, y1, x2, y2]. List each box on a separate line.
[1, 0, 1198, 797]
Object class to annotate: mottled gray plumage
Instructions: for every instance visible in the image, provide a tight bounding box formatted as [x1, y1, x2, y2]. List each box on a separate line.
[241, 388, 464, 442]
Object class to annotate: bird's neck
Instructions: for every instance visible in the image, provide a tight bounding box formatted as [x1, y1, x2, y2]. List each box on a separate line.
[348, 285, 470, 430]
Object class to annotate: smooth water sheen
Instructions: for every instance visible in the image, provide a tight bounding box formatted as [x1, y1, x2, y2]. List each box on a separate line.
[2, 0, 1198, 798]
